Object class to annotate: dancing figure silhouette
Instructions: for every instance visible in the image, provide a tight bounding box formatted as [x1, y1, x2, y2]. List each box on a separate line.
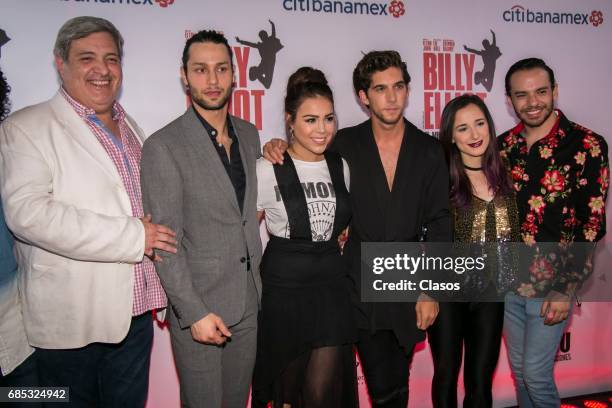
[463, 30, 502, 92]
[236, 20, 284, 89]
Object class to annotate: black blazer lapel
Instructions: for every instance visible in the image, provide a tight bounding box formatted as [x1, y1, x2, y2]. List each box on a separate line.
[390, 120, 418, 202]
[359, 121, 391, 224]
[387, 120, 419, 240]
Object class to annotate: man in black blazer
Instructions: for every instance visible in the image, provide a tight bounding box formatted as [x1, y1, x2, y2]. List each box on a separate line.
[264, 51, 451, 407]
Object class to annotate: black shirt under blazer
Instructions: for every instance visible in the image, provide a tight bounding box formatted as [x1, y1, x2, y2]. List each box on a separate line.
[330, 118, 452, 349]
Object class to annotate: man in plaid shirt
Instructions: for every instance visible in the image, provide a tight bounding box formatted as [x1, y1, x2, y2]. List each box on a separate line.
[0, 17, 176, 407]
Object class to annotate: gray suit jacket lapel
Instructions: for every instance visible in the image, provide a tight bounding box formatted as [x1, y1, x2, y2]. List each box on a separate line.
[180, 109, 241, 214]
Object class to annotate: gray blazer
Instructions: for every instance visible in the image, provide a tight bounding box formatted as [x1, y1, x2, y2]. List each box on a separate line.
[141, 109, 262, 329]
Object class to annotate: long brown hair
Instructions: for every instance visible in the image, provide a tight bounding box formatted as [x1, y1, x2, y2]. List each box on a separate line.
[439, 94, 511, 208]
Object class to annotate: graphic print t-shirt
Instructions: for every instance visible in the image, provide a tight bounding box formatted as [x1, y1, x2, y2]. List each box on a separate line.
[257, 157, 350, 242]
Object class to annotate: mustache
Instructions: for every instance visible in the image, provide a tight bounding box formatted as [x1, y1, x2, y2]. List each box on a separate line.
[521, 104, 546, 112]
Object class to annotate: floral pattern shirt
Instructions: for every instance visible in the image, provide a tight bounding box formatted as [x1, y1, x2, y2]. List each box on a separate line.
[498, 110, 609, 297]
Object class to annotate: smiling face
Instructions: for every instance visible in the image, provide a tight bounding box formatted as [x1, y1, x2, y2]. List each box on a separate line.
[359, 66, 407, 126]
[55, 31, 122, 116]
[507, 67, 558, 130]
[452, 103, 490, 167]
[288, 95, 336, 162]
[181, 41, 234, 112]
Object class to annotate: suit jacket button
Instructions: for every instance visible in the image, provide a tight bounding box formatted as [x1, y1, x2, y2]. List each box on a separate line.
[242, 220, 247, 226]
[240, 257, 246, 263]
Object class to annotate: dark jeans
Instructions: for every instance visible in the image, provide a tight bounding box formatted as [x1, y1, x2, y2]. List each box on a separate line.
[0, 351, 41, 408]
[36, 313, 154, 408]
[356, 329, 414, 408]
[428, 301, 504, 408]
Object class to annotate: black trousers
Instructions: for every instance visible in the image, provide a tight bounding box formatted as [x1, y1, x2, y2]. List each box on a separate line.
[356, 329, 414, 408]
[36, 313, 154, 408]
[0, 352, 41, 408]
[427, 302, 504, 408]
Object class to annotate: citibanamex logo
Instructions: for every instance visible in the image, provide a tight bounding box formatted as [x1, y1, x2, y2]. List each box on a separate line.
[589, 10, 604, 27]
[502, 5, 603, 27]
[389, 0, 405, 18]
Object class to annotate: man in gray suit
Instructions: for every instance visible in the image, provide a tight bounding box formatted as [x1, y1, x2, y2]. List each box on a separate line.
[141, 30, 262, 408]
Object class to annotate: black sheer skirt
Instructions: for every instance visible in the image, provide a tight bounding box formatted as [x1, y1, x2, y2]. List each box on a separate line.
[251, 236, 358, 408]
[263, 344, 357, 407]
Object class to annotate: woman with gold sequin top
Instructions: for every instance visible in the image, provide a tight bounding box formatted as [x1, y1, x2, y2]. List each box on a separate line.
[428, 94, 520, 407]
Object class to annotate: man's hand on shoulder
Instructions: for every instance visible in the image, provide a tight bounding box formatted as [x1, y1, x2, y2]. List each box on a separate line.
[190, 313, 232, 345]
[262, 138, 288, 164]
[141, 214, 177, 261]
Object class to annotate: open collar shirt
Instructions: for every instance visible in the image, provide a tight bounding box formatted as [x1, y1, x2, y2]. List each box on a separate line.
[62, 89, 167, 315]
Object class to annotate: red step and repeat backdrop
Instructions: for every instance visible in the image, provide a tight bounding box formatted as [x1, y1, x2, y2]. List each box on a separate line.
[1, 0, 611, 406]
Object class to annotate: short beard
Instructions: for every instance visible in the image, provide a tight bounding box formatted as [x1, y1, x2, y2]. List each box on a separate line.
[370, 107, 403, 126]
[191, 88, 232, 111]
[518, 104, 554, 129]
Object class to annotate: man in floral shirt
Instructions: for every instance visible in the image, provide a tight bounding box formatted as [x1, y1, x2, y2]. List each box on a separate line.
[499, 57, 609, 407]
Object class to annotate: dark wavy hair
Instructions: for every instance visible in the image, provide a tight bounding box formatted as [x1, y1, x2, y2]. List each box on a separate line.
[284, 66, 334, 138]
[352, 50, 411, 97]
[439, 94, 512, 208]
[0, 68, 10, 123]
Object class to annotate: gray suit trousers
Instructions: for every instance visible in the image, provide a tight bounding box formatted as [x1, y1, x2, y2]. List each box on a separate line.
[169, 272, 259, 408]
